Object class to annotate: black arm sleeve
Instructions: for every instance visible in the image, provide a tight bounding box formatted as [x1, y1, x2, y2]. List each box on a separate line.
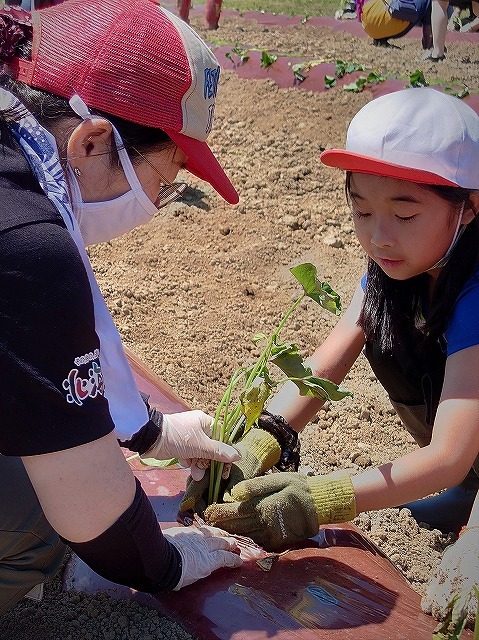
[118, 393, 163, 455]
[64, 478, 182, 593]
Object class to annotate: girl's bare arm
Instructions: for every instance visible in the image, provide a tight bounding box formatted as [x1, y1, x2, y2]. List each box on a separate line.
[267, 282, 366, 431]
[353, 344, 479, 512]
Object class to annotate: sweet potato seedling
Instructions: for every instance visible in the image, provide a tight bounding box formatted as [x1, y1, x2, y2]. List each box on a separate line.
[206, 263, 352, 504]
[260, 50, 278, 67]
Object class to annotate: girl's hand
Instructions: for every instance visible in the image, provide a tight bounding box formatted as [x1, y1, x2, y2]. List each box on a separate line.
[421, 528, 479, 627]
[142, 411, 240, 480]
[163, 524, 243, 589]
[205, 472, 356, 551]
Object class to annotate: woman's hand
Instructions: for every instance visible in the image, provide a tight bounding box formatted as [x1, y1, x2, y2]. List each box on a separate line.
[421, 527, 479, 628]
[163, 524, 243, 589]
[142, 411, 240, 480]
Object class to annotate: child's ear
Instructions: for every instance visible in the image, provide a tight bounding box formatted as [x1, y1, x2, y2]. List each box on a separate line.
[67, 118, 113, 161]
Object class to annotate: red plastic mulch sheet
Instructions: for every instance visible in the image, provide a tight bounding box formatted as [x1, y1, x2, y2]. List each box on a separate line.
[62, 350, 474, 640]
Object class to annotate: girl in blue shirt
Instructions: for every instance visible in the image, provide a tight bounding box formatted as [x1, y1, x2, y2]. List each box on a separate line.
[207, 87, 479, 553]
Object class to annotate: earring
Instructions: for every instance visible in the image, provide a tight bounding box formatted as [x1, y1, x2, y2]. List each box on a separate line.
[73, 167, 82, 177]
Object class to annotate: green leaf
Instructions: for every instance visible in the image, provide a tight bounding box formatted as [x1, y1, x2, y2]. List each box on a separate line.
[367, 70, 386, 83]
[252, 332, 268, 346]
[226, 46, 250, 64]
[344, 61, 364, 74]
[408, 70, 429, 88]
[291, 64, 307, 83]
[270, 342, 312, 380]
[260, 51, 278, 68]
[445, 85, 470, 99]
[139, 457, 178, 468]
[335, 59, 346, 78]
[295, 376, 353, 401]
[343, 81, 360, 92]
[335, 59, 363, 78]
[290, 263, 342, 315]
[343, 76, 368, 93]
[325, 75, 337, 89]
[240, 380, 272, 429]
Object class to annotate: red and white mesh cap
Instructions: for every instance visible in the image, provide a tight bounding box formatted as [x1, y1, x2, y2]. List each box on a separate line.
[10, 0, 238, 203]
[320, 87, 479, 189]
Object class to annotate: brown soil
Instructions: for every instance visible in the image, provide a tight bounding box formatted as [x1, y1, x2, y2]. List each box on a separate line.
[1, 12, 478, 640]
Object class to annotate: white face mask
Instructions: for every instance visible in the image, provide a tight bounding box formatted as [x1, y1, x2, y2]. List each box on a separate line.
[67, 97, 159, 247]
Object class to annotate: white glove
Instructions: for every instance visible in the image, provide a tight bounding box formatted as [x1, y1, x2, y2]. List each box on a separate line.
[421, 528, 479, 627]
[163, 524, 243, 590]
[142, 411, 240, 481]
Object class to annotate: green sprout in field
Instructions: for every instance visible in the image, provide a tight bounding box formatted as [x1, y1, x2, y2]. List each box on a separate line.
[445, 84, 470, 99]
[408, 69, 429, 88]
[343, 76, 369, 92]
[290, 59, 326, 83]
[325, 74, 337, 89]
[206, 263, 352, 505]
[260, 50, 278, 68]
[335, 58, 364, 78]
[325, 66, 387, 92]
[225, 45, 251, 66]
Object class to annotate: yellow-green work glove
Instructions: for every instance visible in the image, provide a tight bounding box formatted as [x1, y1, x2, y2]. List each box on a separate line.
[179, 427, 281, 515]
[204, 472, 356, 551]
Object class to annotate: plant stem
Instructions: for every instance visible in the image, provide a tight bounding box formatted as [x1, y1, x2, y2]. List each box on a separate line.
[207, 294, 306, 505]
[273, 293, 305, 339]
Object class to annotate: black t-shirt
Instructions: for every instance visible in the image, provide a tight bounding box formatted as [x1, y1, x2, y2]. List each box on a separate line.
[0, 138, 115, 455]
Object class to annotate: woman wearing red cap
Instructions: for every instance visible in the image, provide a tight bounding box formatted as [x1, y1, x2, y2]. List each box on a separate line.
[206, 87, 479, 627]
[0, 0, 244, 614]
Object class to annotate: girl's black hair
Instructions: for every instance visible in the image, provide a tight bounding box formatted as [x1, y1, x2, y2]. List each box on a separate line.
[345, 172, 479, 352]
[0, 38, 173, 162]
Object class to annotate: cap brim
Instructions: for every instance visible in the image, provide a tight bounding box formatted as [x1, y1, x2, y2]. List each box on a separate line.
[167, 131, 239, 204]
[320, 149, 460, 187]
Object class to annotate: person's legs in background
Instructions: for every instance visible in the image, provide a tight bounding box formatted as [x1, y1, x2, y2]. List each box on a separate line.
[460, 0, 479, 29]
[176, 0, 222, 29]
[177, 0, 192, 23]
[204, 0, 223, 29]
[0, 456, 66, 615]
[430, 0, 449, 57]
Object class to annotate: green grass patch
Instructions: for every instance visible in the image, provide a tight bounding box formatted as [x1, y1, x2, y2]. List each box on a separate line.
[222, 0, 339, 18]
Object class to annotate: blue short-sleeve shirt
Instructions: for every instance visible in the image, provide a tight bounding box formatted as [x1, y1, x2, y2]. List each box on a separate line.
[361, 264, 479, 356]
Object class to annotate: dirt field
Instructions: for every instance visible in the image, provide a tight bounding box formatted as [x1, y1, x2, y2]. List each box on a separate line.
[1, 11, 478, 640]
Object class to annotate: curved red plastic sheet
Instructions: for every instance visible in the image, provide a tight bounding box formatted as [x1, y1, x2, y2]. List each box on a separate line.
[63, 350, 474, 640]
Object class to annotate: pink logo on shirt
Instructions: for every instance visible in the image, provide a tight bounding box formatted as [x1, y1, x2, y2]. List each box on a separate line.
[62, 360, 105, 406]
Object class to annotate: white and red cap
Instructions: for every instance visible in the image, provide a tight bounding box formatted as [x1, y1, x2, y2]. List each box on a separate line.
[9, 0, 238, 203]
[320, 88, 479, 189]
